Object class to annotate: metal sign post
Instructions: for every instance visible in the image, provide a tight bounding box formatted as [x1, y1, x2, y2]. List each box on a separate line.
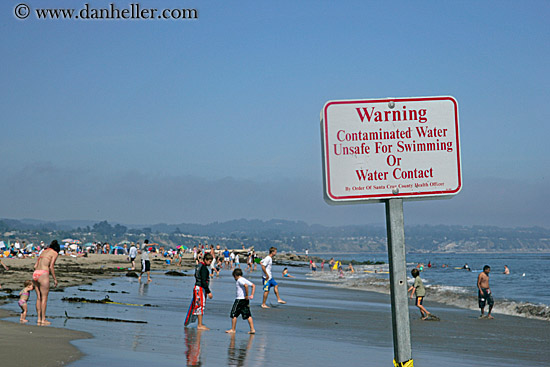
[320, 96, 461, 366]
[385, 198, 412, 365]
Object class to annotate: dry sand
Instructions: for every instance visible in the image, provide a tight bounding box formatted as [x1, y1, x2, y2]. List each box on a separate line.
[0, 253, 194, 292]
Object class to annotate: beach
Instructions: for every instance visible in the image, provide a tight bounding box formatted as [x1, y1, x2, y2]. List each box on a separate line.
[0, 253, 549, 366]
[0, 253, 191, 367]
[0, 308, 90, 366]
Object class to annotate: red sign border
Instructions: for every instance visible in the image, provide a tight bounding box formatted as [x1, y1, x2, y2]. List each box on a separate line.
[322, 96, 462, 202]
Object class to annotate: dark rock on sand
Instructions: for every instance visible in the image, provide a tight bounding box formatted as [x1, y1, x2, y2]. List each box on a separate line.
[86, 269, 105, 274]
[165, 271, 188, 276]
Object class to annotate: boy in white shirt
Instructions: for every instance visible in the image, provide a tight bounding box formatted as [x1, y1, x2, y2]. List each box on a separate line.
[226, 268, 256, 334]
[260, 247, 286, 308]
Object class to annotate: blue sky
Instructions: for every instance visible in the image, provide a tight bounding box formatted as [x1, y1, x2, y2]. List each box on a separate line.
[1, 0, 548, 227]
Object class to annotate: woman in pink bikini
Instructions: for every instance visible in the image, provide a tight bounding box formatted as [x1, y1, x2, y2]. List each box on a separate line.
[32, 240, 60, 325]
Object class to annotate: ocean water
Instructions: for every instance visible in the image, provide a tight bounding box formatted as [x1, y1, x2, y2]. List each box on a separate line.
[310, 252, 550, 320]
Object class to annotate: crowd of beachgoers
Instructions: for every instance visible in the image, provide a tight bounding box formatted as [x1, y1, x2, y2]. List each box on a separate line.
[0, 239, 193, 259]
[0, 239, 257, 259]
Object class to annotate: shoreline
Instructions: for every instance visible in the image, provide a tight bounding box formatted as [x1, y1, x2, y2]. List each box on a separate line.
[0, 308, 91, 366]
[309, 250, 550, 255]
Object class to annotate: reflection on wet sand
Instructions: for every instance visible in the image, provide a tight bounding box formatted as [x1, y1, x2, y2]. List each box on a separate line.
[138, 282, 149, 296]
[227, 332, 254, 367]
[185, 328, 203, 366]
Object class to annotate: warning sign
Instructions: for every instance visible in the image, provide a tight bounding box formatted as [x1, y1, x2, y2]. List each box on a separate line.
[321, 96, 461, 203]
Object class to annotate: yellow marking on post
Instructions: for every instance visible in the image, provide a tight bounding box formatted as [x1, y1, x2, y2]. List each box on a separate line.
[393, 359, 414, 367]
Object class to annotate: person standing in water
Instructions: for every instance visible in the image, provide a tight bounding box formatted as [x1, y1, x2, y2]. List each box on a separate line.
[32, 240, 60, 326]
[477, 265, 494, 319]
[193, 253, 214, 330]
[139, 240, 152, 283]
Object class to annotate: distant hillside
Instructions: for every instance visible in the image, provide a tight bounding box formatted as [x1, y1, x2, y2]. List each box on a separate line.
[1, 218, 548, 253]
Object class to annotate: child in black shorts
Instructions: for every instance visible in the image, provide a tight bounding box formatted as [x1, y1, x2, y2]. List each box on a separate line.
[226, 268, 256, 334]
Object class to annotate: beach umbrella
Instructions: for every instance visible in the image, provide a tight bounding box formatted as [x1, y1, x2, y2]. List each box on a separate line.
[62, 238, 74, 243]
[83, 242, 95, 248]
[177, 245, 188, 249]
[118, 240, 131, 245]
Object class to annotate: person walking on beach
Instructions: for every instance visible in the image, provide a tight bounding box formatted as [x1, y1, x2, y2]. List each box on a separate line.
[18, 280, 34, 323]
[226, 268, 256, 334]
[0, 257, 8, 288]
[253, 250, 259, 271]
[478, 265, 494, 319]
[193, 253, 214, 330]
[230, 251, 236, 270]
[129, 243, 138, 270]
[139, 240, 152, 283]
[32, 239, 60, 326]
[408, 268, 432, 320]
[223, 248, 231, 269]
[260, 247, 286, 308]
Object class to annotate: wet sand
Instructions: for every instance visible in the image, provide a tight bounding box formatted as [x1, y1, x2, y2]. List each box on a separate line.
[190, 270, 550, 366]
[0, 308, 91, 366]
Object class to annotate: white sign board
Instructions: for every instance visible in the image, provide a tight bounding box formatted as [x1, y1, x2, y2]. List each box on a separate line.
[321, 96, 461, 203]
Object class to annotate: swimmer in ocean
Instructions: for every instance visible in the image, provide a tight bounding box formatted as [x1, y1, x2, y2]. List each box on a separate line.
[282, 268, 295, 278]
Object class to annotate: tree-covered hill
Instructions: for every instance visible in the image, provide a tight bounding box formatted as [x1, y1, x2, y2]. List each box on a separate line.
[1, 218, 548, 253]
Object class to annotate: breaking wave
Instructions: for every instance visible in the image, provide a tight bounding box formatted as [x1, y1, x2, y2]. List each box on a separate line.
[307, 264, 550, 321]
